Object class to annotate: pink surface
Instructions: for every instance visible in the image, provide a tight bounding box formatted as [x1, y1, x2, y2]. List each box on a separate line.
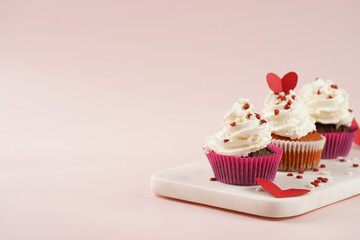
[0, 0, 360, 239]
[206, 144, 282, 185]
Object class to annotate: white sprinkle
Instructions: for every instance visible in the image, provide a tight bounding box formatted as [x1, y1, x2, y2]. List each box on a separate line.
[320, 171, 331, 175]
[337, 156, 344, 160]
[255, 187, 264, 192]
[307, 184, 315, 189]
[318, 183, 324, 187]
[346, 172, 354, 176]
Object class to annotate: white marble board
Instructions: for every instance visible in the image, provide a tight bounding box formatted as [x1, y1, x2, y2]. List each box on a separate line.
[151, 146, 360, 218]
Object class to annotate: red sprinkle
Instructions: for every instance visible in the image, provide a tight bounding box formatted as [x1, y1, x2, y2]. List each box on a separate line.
[315, 77, 319, 80]
[284, 90, 290, 95]
[321, 178, 328, 183]
[313, 168, 319, 172]
[311, 182, 319, 187]
[281, 96, 286, 101]
[320, 164, 326, 168]
[284, 104, 291, 110]
[296, 175, 303, 179]
[255, 113, 261, 119]
[246, 113, 252, 119]
[224, 139, 229, 143]
[339, 158, 346, 162]
[298, 170, 304, 174]
[349, 109, 353, 113]
[274, 92, 279, 95]
[210, 177, 217, 181]
[317, 177, 323, 180]
[330, 84, 338, 89]
[230, 122, 236, 127]
[314, 179, 320, 183]
[328, 95, 333, 99]
[291, 95, 296, 100]
[243, 103, 250, 110]
[274, 109, 280, 115]
[287, 100, 292, 105]
[287, 173, 294, 176]
[353, 164, 359, 168]
[317, 90, 321, 95]
[260, 119, 267, 125]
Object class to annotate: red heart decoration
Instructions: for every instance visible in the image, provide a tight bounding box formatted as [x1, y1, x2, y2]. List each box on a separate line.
[256, 178, 310, 198]
[266, 72, 298, 93]
[352, 119, 360, 145]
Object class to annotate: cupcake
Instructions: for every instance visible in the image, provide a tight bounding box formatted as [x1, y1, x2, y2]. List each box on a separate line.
[299, 78, 357, 159]
[204, 98, 283, 186]
[263, 72, 326, 171]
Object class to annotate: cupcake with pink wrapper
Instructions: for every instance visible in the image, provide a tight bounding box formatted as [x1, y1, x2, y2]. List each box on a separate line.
[300, 78, 358, 159]
[204, 98, 283, 186]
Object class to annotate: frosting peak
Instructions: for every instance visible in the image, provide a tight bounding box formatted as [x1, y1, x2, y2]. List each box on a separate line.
[205, 98, 271, 157]
[299, 78, 353, 127]
[263, 90, 316, 140]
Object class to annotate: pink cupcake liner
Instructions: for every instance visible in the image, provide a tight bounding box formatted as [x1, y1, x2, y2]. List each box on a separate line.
[320, 125, 358, 159]
[204, 144, 283, 186]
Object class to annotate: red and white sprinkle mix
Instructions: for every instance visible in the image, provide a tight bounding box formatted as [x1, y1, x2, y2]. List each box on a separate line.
[274, 109, 279, 115]
[224, 139, 229, 143]
[230, 122, 236, 127]
[313, 168, 319, 172]
[296, 175, 303, 179]
[320, 164, 326, 168]
[353, 164, 359, 168]
[287, 173, 293, 177]
[243, 103, 250, 110]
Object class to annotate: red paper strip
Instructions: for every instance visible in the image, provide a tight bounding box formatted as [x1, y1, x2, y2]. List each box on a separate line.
[256, 178, 310, 198]
[266, 72, 298, 93]
[352, 119, 360, 145]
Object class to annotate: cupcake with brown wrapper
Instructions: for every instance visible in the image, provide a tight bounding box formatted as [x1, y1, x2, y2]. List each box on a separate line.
[204, 98, 283, 186]
[263, 72, 326, 171]
[299, 78, 357, 159]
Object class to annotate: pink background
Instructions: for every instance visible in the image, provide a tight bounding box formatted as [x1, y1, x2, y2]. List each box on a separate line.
[1, 0, 360, 239]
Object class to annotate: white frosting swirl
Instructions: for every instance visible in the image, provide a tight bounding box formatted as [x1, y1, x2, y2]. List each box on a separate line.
[299, 78, 353, 127]
[263, 90, 316, 140]
[205, 98, 272, 157]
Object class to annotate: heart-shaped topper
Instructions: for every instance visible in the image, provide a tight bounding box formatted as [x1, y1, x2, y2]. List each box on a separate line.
[256, 178, 310, 198]
[352, 119, 360, 145]
[266, 72, 298, 93]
